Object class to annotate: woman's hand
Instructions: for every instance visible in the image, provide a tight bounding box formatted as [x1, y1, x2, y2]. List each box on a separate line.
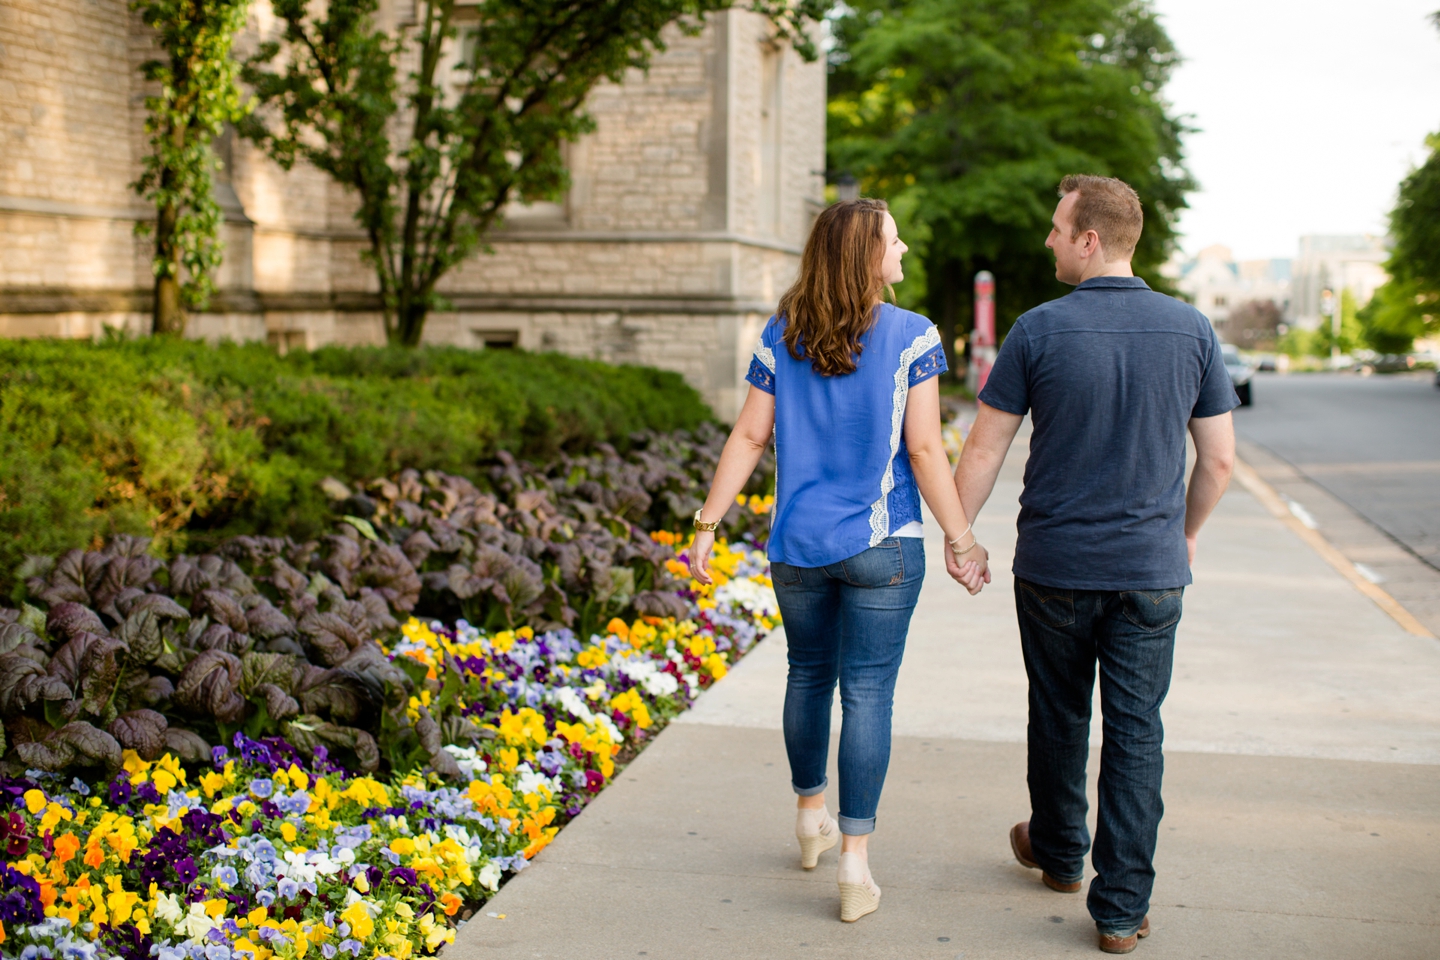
[945, 540, 991, 595]
[688, 529, 717, 585]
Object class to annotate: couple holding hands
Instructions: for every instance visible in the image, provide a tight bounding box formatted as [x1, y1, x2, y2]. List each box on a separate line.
[686, 176, 1237, 954]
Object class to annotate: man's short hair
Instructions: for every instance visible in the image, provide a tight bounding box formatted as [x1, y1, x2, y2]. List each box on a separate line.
[1058, 175, 1143, 261]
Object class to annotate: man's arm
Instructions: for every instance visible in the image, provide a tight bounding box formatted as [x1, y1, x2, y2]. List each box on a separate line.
[1185, 411, 1236, 565]
[949, 402, 1024, 581]
[904, 377, 987, 593]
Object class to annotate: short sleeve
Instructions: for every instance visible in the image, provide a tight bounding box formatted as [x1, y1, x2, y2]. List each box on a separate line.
[1192, 326, 1240, 418]
[745, 322, 778, 395]
[977, 320, 1032, 415]
[907, 324, 948, 387]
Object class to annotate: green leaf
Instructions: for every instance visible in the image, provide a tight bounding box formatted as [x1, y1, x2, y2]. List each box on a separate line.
[342, 516, 379, 542]
[19, 603, 47, 634]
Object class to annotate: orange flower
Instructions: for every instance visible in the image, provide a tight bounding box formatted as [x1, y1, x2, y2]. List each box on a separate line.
[54, 832, 80, 864]
[439, 893, 463, 916]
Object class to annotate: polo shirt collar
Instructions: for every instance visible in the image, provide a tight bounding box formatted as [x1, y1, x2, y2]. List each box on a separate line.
[1076, 276, 1150, 290]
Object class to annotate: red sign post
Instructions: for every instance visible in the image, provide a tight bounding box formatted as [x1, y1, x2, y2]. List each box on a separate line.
[967, 270, 997, 394]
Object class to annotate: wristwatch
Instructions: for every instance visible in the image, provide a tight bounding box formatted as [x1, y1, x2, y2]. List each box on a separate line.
[693, 508, 721, 532]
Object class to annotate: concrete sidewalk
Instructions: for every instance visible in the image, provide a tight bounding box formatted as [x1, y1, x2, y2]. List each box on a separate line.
[450, 435, 1440, 960]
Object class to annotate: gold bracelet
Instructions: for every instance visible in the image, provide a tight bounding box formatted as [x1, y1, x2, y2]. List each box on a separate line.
[693, 508, 721, 532]
[954, 539, 981, 556]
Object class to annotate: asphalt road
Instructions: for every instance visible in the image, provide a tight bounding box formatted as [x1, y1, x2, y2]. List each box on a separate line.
[1234, 371, 1440, 570]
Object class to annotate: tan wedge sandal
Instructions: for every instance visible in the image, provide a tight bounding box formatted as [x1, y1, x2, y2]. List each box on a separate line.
[837, 851, 881, 922]
[796, 806, 839, 869]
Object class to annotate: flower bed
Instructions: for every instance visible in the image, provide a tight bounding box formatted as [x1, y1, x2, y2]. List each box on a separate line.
[1, 538, 779, 960]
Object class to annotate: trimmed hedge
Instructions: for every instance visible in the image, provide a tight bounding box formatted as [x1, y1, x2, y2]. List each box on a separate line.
[0, 338, 710, 588]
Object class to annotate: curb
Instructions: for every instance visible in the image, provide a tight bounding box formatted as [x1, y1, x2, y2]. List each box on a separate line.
[1232, 457, 1436, 640]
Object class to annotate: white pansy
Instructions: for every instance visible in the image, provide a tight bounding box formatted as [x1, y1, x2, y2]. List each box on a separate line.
[715, 577, 779, 617]
[442, 743, 488, 779]
[615, 657, 680, 697]
[280, 850, 319, 882]
[153, 892, 183, 925]
[179, 902, 218, 940]
[553, 686, 596, 725]
[514, 764, 560, 797]
[478, 861, 502, 891]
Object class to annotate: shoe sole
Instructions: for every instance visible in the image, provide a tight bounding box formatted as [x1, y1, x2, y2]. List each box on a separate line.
[799, 829, 839, 870]
[839, 882, 880, 922]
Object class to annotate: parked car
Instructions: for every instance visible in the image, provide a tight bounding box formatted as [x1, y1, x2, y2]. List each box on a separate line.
[1357, 354, 1422, 374]
[1220, 342, 1254, 406]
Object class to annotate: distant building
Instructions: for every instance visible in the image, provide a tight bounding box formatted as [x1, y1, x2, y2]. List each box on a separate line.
[1173, 244, 1291, 325]
[1290, 235, 1389, 330]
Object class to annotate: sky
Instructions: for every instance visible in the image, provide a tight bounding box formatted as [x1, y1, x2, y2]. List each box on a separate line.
[1153, 0, 1440, 262]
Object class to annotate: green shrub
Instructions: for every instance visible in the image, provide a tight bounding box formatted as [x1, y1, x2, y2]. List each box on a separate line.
[0, 338, 709, 589]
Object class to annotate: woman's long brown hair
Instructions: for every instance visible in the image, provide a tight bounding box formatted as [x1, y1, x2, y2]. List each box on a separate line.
[777, 198, 891, 377]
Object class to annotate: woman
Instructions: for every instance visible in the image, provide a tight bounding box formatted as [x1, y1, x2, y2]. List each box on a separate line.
[688, 198, 989, 923]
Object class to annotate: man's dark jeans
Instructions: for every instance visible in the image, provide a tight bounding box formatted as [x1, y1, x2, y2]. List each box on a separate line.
[1014, 577, 1182, 938]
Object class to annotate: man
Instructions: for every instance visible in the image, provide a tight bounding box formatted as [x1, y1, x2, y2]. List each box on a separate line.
[950, 175, 1237, 954]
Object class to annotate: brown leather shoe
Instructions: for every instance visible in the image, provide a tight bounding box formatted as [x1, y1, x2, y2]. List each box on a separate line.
[1009, 821, 1082, 893]
[1098, 916, 1151, 954]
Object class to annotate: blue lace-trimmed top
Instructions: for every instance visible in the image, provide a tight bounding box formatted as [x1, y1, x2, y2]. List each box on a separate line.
[745, 303, 948, 567]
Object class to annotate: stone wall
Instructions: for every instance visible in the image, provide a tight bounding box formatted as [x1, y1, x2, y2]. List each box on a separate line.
[0, 2, 826, 420]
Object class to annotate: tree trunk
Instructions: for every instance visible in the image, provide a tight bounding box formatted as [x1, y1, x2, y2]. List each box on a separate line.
[396, 297, 428, 347]
[152, 200, 186, 335]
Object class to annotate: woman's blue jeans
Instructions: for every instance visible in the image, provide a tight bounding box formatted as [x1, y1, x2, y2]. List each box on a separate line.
[771, 536, 925, 836]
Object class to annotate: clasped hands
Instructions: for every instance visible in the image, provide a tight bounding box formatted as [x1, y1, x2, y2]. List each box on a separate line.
[946, 538, 991, 595]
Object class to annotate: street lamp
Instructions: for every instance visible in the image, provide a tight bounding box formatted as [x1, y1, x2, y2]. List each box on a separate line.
[835, 173, 859, 202]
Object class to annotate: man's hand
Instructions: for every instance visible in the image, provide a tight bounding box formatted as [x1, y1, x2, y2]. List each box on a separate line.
[687, 530, 716, 585]
[1185, 412, 1235, 566]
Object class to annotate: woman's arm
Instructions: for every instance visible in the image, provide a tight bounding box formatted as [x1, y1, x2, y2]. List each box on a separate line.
[904, 377, 988, 593]
[688, 385, 776, 584]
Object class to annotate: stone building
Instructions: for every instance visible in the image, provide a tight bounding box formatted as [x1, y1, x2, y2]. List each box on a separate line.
[0, 2, 826, 420]
[1289, 234, 1388, 332]
[1173, 244, 1291, 324]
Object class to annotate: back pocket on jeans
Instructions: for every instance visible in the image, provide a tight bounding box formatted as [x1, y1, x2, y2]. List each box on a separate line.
[1120, 589, 1183, 632]
[770, 561, 803, 586]
[838, 540, 905, 587]
[1018, 581, 1076, 628]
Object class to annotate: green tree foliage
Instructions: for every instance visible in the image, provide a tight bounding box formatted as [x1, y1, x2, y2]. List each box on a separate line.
[240, 0, 823, 346]
[827, 0, 1193, 369]
[1361, 130, 1440, 353]
[131, 0, 253, 335]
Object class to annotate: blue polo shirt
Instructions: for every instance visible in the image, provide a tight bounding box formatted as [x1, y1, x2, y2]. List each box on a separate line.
[745, 304, 947, 567]
[978, 276, 1238, 590]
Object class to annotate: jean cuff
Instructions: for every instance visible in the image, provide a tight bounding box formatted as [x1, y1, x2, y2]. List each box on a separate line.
[793, 777, 827, 797]
[837, 814, 875, 835]
[1096, 921, 1144, 938]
